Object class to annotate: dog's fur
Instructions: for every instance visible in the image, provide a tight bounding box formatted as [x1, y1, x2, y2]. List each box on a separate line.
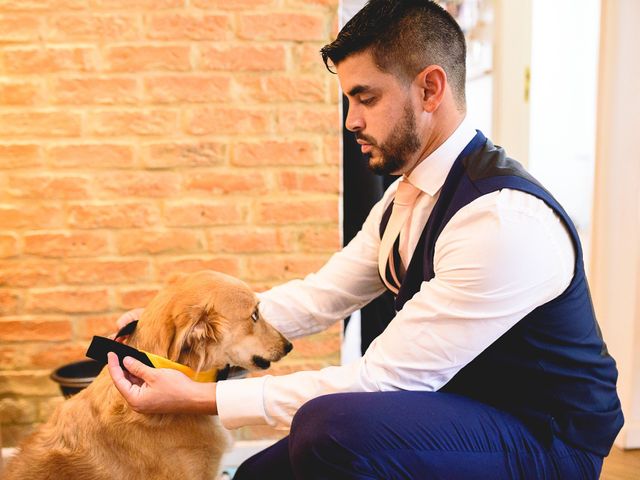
[3, 270, 292, 480]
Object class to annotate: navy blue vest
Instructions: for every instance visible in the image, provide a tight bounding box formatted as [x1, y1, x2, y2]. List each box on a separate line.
[380, 132, 623, 456]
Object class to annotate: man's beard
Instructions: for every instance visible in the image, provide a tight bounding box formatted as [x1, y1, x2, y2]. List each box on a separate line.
[358, 103, 422, 176]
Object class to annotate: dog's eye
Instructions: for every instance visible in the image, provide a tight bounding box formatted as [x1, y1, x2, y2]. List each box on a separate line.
[251, 310, 259, 323]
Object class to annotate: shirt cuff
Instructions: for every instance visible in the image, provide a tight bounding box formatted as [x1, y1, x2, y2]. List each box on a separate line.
[216, 376, 270, 430]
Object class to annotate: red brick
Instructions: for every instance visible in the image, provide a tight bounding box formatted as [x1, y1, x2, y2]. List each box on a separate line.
[116, 287, 159, 310]
[187, 108, 271, 135]
[26, 288, 110, 314]
[238, 13, 326, 41]
[0, 144, 42, 168]
[277, 106, 340, 134]
[61, 259, 150, 284]
[48, 14, 139, 41]
[116, 229, 203, 255]
[8, 174, 91, 199]
[164, 201, 246, 227]
[0, 112, 82, 137]
[278, 170, 339, 193]
[47, 144, 135, 169]
[105, 45, 190, 72]
[0, 235, 19, 258]
[68, 203, 160, 229]
[143, 141, 226, 168]
[145, 75, 231, 103]
[50, 77, 139, 105]
[0, 80, 43, 105]
[183, 171, 268, 195]
[298, 226, 340, 252]
[147, 13, 231, 40]
[0, 290, 20, 315]
[192, 0, 274, 8]
[256, 199, 338, 224]
[236, 75, 325, 103]
[246, 255, 328, 281]
[0, 260, 59, 287]
[0, 317, 72, 342]
[0, 205, 64, 229]
[29, 342, 88, 369]
[91, 0, 182, 8]
[198, 44, 286, 72]
[323, 134, 340, 165]
[90, 110, 178, 136]
[207, 228, 292, 253]
[156, 257, 241, 278]
[287, 0, 339, 7]
[93, 171, 181, 197]
[0, 344, 26, 370]
[0, 15, 41, 42]
[1, 47, 95, 74]
[232, 140, 317, 167]
[289, 327, 341, 358]
[294, 42, 327, 73]
[0, 371, 59, 397]
[74, 313, 120, 340]
[0, 0, 86, 11]
[24, 232, 108, 258]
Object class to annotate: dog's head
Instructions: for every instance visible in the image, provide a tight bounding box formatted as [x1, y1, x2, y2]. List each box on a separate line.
[131, 270, 292, 373]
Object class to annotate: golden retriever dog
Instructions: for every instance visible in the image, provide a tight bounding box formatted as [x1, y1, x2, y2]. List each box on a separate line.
[2, 270, 292, 480]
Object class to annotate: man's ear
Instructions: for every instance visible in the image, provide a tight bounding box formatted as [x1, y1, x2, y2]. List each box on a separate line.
[416, 65, 447, 113]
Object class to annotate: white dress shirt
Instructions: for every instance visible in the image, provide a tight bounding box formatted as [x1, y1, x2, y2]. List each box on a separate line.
[216, 118, 576, 430]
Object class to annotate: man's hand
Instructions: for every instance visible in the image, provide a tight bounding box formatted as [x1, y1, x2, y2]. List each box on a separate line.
[116, 307, 145, 330]
[106, 352, 217, 415]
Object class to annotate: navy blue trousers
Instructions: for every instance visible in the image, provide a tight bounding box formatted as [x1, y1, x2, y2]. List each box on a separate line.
[233, 392, 603, 480]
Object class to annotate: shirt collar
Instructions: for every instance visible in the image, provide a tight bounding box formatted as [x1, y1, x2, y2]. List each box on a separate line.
[406, 117, 477, 197]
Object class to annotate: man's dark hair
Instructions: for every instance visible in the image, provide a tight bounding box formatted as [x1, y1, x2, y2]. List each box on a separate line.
[321, 0, 467, 110]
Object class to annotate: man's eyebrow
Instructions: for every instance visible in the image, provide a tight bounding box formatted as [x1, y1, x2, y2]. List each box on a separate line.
[346, 85, 372, 97]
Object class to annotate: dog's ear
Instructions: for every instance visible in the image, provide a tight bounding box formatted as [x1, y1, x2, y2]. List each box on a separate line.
[169, 306, 222, 365]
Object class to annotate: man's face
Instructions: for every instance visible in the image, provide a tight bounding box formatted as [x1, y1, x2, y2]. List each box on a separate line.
[337, 50, 424, 176]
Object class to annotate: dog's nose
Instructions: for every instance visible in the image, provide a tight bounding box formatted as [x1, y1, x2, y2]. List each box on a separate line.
[284, 341, 293, 354]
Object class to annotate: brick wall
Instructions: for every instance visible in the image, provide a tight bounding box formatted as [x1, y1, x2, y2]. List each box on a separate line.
[0, 0, 341, 446]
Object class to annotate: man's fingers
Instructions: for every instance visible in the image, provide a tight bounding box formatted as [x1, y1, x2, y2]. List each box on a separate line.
[116, 307, 145, 329]
[122, 355, 154, 382]
[107, 352, 133, 397]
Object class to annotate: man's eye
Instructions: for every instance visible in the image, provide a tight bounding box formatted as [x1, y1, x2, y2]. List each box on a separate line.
[251, 311, 259, 322]
[360, 97, 375, 105]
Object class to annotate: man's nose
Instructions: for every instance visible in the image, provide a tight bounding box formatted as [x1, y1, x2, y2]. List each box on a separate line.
[345, 107, 364, 132]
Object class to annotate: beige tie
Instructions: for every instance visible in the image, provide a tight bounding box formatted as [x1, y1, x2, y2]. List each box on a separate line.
[378, 177, 422, 294]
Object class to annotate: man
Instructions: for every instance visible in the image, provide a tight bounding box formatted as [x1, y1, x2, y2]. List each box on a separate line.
[108, 1, 623, 478]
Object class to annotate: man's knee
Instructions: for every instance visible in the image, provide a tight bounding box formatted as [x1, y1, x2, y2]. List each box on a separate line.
[289, 393, 370, 469]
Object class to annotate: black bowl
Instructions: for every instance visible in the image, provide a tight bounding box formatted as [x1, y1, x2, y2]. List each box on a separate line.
[50, 359, 104, 398]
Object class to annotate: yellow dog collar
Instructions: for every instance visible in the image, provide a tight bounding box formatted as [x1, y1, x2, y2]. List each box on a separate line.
[142, 350, 216, 383]
[86, 334, 218, 383]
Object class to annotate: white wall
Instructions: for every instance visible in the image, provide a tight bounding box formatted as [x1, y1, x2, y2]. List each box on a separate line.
[529, 0, 601, 264]
[591, 0, 640, 450]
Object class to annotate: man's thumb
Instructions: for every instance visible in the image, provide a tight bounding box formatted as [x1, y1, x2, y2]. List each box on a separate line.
[123, 356, 154, 380]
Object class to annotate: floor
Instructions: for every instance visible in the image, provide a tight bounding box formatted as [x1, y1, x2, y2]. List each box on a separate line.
[4, 443, 639, 478]
[601, 446, 640, 480]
